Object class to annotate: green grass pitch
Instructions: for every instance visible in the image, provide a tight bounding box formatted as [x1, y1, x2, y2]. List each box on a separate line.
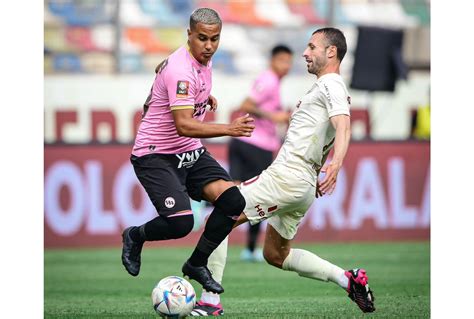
[44, 242, 429, 318]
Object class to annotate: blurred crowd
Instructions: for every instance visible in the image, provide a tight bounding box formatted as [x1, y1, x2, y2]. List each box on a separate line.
[44, 0, 430, 75]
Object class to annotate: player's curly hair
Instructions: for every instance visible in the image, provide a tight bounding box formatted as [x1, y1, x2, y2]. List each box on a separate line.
[313, 28, 347, 62]
[190, 8, 222, 30]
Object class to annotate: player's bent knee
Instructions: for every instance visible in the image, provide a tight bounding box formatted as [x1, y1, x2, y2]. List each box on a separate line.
[168, 215, 194, 239]
[263, 249, 284, 269]
[214, 186, 246, 218]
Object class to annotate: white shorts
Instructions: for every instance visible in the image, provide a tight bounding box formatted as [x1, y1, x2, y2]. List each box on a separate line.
[239, 166, 315, 240]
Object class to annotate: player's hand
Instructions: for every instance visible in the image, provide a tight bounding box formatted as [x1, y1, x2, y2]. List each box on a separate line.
[229, 113, 255, 137]
[315, 183, 324, 198]
[270, 111, 291, 123]
[318, 162, 341, 195]
[207, 95, 218, 112]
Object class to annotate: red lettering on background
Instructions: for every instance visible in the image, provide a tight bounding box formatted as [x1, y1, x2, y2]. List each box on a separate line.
[91, 110, 117, 142]
[55, 110, 78, 142]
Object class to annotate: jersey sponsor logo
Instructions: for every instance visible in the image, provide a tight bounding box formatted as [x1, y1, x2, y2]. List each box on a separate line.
[192, 100, 207, 117]
[254, 204, 278, 217]
[175, 148, 205, 169]
[199, 78, 206, 93]
[255, 204, 265, 217]
[323, 83, 333, 110]
[164, 197, 175, 208]
[176, 80, 189, 98]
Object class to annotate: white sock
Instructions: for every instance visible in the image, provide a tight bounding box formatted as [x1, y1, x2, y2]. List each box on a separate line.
[207, 236, 228, 284]
[200, 290, 221, 306]
[282, 248, 349, 290]
[200, 236, 228, 305]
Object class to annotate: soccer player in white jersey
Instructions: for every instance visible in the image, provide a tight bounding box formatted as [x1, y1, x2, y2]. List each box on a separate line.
[191, 28, 375, 316]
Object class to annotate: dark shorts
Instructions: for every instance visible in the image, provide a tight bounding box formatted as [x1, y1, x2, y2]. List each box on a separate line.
[228, 138, 274, 182]
[131, 147, 232, 217]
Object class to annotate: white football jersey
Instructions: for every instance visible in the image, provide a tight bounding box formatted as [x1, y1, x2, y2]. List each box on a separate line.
[271, 73, 351, 186]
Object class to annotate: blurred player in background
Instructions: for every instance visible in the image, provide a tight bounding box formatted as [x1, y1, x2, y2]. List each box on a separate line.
[228, 44, 293, 262]
[121, 8, 255, 294]
[191, 28, 375, 316]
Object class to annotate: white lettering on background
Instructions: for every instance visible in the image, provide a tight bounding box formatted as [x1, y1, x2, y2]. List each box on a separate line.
[44, 161, 85, 235]
[348, 158, 389, 229]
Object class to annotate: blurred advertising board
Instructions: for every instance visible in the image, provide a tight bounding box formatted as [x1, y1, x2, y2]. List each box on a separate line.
[44, 142, 429, 247]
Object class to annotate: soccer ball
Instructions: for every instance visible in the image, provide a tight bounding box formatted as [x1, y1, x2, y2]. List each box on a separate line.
[152, 276, 196, 318]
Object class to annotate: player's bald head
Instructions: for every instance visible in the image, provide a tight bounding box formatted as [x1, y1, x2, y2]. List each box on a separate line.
[189, 8, 222, 31]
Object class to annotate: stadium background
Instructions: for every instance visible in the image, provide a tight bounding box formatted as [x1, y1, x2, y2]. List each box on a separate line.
[42, 0, 432, 317]
[44, 0, 430, 247]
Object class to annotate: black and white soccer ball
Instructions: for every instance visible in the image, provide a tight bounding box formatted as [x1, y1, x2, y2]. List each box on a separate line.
[152, 276, 196, 318]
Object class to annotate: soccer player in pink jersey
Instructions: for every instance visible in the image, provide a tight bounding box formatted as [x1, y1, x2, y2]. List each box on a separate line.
[121, 8, 255, 295]
[228, 44, 293, 263]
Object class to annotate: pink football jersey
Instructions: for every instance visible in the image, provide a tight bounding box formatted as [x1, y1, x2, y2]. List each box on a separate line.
[132, 46, 212, 156]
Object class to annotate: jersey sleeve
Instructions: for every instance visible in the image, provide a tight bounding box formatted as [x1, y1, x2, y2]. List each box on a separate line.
[163, 65, 197, 111]
[248, 73, 276, 106]
[321, 79, 351, 117]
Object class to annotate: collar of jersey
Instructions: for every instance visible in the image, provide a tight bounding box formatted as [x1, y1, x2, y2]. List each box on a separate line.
[316, 73, 340, 81]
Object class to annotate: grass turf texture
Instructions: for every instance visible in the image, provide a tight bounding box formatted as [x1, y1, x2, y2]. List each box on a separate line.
[45, 242, 429, 318]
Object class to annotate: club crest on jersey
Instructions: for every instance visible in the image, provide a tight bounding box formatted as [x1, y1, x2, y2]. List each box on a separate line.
[176, 80, 189, 98]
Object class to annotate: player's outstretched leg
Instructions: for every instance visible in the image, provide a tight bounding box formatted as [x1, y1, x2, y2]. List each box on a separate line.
[264, 225, 375, 312]
[345, 268, 375, 313]
[121, 226, 144, 276]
